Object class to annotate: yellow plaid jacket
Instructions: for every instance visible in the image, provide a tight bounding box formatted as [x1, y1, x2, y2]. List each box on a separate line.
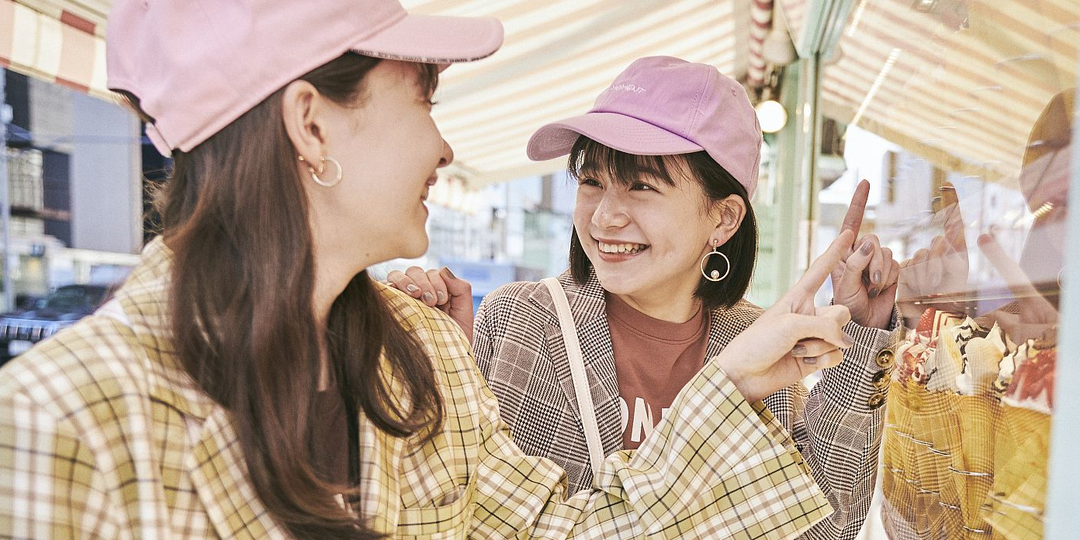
[0, 239, 831, 539]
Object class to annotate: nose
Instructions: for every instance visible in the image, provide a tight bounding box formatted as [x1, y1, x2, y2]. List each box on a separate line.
[592, 189, 630, 229]
[438, 138, 454, 168]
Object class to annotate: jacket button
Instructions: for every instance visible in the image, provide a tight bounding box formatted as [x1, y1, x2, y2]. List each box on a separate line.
[872, 369, 890, 390]
[868, 392, 887, 409]
[875, 348, 895, 369]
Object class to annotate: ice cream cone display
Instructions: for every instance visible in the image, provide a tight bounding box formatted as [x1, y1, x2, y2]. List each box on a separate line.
[951, 394, 1001, 538]
[881, 308, 1056, 539]
[982, 406, 1051, 540]
[883, 382, 962, 539]
[1001, 340, 1055, 415]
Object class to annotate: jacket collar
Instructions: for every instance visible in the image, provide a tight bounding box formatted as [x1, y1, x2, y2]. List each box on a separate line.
[523, 270, 757, 454]
[525, 270, 623, 454]
[108, 237, 288, 538]
[525, 269, 607, 325]
[111, 237, 218, 421]
[525, 269, 751, 361]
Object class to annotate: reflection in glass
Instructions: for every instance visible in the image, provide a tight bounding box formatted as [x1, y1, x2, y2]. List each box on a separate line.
[818, 1, 1076, 537]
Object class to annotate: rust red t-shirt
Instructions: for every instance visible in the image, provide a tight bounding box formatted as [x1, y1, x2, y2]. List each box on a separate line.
[605, 293, 710, 450]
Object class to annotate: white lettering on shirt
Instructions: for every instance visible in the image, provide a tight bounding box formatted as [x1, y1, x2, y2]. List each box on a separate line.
[618, 396, 672, 444]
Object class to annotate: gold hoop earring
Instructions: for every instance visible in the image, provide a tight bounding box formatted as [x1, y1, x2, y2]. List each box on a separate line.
[700, 240, 731, 282]
[297, 155, 343, 187]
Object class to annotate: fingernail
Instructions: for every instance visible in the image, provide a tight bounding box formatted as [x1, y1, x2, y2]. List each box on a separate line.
[442, 266, 457, 279]
[422, 292, 435, 303]
[843, 334, 855, 347]
[869, 288, 879, 299]
[406, 284, 420, 294]
[791, 344, 807, 357]
[861, 241, 873, 255]
[437, 291, 448, 303]
[873, 271, 882, 284]
[803, 356, 818, 365]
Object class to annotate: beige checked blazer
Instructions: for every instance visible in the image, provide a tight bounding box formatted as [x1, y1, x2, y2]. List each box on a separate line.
[473, 272, 903, 540]
[0, 239, 833, 539]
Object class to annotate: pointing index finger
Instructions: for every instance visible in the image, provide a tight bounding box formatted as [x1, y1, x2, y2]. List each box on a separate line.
[841, 179, 871, 236]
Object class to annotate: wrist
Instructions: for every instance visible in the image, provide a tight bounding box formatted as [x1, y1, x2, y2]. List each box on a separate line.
[713, 351, 753, 402]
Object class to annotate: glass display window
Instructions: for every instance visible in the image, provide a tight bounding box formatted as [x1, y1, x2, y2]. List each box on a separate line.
[817, 1, 1077, 538]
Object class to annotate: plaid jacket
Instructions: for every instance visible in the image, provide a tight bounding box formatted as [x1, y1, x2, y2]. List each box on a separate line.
[0, 239, 833, 539]
[473, 271, 903, 540]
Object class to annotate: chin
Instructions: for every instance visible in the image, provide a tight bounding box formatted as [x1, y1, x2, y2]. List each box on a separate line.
[592, 270, 641, 295]
[400, 236, 430, 260]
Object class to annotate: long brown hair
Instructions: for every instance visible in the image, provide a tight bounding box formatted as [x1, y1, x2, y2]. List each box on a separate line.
[136, 53, 443, 539]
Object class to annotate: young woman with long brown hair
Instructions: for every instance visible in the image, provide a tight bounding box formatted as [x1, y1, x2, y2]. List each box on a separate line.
[2, 2, 867, 538]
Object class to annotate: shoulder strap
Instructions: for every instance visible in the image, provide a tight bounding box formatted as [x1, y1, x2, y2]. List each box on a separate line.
[541, 277, 605, 475]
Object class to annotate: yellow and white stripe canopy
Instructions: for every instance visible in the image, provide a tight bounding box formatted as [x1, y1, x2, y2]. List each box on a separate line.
[402, 0, 753, 188]
[3, 0, 1077, 189]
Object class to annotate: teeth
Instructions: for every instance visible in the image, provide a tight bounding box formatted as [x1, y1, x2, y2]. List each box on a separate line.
[598, 241, 647, 254]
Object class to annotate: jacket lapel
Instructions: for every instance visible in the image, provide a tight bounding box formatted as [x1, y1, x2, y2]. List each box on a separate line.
[704, 309, 729, 364]
[703, 300, 761, 365]
[112, 239, 287, 539]
[531, 271, 624, 456]
[187, 407, 289, 539]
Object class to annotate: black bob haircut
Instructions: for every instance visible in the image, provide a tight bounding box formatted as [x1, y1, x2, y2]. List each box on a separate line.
[566, 135, 757, 311]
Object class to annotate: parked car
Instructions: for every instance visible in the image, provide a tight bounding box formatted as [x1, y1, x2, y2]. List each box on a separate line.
[0, 284, 110, 367]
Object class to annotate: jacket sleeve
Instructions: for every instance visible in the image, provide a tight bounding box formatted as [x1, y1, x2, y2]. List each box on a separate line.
[468, 342, 834, 538]
[763, 309, 903, 540]
[0, 370, 115, 539]
[384, 284, 836, 538]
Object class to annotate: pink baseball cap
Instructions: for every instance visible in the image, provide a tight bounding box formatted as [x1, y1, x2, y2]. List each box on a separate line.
[528, 56, 762, 197]
[106, 0, 503, 156]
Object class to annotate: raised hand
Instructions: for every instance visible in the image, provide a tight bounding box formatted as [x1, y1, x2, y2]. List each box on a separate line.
[386, 266, 475, 344]
[897, 183, 970, 324]
[716, 230, 856, 402]
[830, 179, 900, 329]
[977, 232, 1058, 343]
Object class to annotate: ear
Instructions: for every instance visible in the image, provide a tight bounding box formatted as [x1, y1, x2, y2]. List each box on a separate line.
[710, 194, 747, 246]
[281, 80, 328, 164]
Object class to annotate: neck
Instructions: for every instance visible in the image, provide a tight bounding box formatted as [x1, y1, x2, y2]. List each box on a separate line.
[311, 249, 366, 392]
[613, 290, 702, 323]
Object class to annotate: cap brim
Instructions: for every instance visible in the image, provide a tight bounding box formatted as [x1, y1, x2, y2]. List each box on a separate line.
[351, 14, 503, 65]
[527, 112, 703, 161]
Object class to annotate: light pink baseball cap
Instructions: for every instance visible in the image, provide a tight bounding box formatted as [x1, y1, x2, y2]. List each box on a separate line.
[528, 56, 762, 197]
[107, 0, 503, 156]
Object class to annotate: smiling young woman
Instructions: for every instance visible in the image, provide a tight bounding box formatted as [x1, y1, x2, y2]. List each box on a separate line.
[389, 55, 904, 540]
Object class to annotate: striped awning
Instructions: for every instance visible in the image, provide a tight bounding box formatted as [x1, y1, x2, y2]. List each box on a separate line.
[819, 0, 1079, 184]
[1, 0, 755, 188]
[0, 0, 107, 95]
[5, 1, 1077, 190]
[402, 0, 753, 188]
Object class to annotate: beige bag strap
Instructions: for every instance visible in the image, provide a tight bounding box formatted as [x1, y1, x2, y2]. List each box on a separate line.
[541, 277, 605, 475]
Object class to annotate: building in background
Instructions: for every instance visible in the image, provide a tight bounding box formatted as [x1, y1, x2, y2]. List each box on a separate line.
[375, 171, 577, 312]
[1, 68, 141, 307]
